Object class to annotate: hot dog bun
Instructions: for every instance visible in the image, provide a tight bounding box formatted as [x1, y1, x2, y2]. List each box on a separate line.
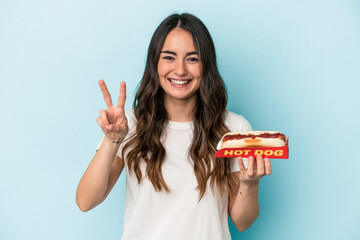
[220, 131, 286, 148]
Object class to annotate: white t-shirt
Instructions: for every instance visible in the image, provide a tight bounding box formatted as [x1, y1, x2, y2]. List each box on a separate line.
[96, 109, 252, 240]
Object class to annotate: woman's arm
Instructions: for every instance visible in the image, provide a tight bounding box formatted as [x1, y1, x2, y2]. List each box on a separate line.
[76, 137, 124, 212]
[228, 155, 271, 231]
[76, 80, 128, 211]
[228, 173, 260, 231]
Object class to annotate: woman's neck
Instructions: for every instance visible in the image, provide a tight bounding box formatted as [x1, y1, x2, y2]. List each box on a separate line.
[164, 95, 196, 122]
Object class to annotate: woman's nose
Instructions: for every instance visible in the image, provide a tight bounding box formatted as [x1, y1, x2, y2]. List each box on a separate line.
[174, 60, 187, 76]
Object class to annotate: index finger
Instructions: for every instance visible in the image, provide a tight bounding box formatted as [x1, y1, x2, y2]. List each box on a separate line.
[117, 81, 126, 108]
[98, 79, 113, 108]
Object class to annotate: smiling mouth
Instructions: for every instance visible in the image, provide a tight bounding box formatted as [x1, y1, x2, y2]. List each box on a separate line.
[168, 78, 192, 85]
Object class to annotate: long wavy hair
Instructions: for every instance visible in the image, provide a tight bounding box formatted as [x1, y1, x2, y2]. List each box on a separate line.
[122, 13, 237, 200]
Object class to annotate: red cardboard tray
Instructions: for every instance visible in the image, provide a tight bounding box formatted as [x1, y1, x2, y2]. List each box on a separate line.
[214, 141, 289, 159]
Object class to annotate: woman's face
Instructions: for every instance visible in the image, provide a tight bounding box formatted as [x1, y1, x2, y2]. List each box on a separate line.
[157, 28, 202, 103]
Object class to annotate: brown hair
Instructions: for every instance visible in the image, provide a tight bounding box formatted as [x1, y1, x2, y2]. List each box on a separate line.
[122, 13, 237, 200]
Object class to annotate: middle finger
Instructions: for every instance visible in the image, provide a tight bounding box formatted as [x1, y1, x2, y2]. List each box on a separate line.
[256, 155, 265, 176]
[117, 81, 126, 108]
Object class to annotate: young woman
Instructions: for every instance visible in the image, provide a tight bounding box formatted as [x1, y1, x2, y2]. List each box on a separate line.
[76, 13, 272, 240]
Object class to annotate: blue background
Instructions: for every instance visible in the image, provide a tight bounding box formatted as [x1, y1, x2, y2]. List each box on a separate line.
[1, 0, 359, 239]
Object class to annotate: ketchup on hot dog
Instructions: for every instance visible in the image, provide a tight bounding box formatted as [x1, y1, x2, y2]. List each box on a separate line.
[223, 133, 286, 142]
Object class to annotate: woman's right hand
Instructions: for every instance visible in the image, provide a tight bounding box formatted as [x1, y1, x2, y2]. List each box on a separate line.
[97, 79, 128, 141]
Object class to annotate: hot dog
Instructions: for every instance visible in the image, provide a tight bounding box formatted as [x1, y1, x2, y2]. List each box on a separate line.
[219, 131, 286, 149]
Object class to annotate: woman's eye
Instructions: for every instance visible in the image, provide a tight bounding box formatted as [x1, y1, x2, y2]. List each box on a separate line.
[187, 57, 199, 62]
[163, 56, 174, 60]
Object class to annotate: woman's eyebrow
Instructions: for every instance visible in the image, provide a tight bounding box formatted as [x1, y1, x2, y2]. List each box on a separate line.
[160, 50, 199, 56]
[186, 51, 199, 56]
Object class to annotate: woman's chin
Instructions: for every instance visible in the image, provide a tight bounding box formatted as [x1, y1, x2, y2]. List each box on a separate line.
[164, 91, 197, 102]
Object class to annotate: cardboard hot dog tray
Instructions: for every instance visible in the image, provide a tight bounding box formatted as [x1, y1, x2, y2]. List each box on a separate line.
[214, 137, 289, 159]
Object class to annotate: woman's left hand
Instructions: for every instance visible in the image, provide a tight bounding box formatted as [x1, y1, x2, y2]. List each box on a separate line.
[237, 156, 272, 184]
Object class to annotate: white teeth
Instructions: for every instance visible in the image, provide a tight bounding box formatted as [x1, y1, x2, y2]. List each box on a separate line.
[169, 79, 190, 85]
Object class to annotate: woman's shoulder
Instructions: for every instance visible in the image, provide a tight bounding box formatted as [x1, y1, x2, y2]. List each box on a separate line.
[224, 109, 252, 132]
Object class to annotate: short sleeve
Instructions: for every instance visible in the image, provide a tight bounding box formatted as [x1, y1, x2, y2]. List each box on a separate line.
[95, 109, 136, 158]
[240, 117, 252, 132]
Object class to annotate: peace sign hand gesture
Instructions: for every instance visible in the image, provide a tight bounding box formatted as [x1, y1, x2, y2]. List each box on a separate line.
[96, 80, 129, 141]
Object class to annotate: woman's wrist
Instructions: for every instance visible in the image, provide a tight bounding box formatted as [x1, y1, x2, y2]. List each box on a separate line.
[103, 136, 124, 146]
[239, 180, 260, 192]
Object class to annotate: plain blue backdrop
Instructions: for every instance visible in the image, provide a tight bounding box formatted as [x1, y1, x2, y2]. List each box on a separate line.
[1, 0, 359, 239]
